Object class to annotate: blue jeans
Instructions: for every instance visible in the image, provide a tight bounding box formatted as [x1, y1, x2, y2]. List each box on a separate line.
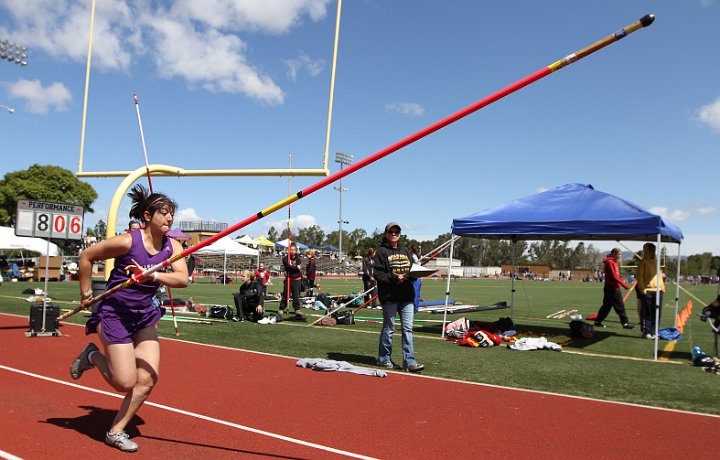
[378, 301, 417, 367]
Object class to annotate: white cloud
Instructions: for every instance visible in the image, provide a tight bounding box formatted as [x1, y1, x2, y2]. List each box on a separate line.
[175, 207, 203, 222]
[698, 97, 720, 132]
[536, 187, 549, 193]
[697, 207, 716, 215]
[6, 79, 72, 113]
[385, 102, 426, 117]
[649, 206, 691, 222]
[284, 51, 324, 82]
[0, 0, 332, 103]
[0, 0, 136, 71]
[265, 214, 317, 233]
[169, 0, 332, 33]
[146, 17, 284, 104]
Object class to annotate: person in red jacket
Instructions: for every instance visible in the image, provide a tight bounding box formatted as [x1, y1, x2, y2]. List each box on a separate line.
[594, 248, 634, 329]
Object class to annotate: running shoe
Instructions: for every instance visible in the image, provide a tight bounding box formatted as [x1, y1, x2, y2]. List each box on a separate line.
[105, 431, 138, 452]
[405, 363, 425, 372]
[70, 343, 99, 380]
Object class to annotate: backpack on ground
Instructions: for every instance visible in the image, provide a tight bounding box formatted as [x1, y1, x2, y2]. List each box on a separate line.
[332, 309, 355, 325]
[569, 320, 594, 339]
[208, 305, 234, 320]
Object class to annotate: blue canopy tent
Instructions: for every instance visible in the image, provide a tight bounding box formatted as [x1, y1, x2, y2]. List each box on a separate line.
[447, 184, 683, 359]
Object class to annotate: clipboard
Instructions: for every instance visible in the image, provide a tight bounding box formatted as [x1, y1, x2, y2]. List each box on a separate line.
[408, 263, 437, 278]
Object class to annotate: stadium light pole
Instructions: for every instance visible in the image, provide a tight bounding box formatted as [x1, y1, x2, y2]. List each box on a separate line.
[334, 152, 353, 262]
[0, 38, 28, 66]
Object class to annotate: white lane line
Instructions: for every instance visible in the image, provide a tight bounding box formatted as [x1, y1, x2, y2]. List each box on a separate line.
[0, 364, 377, 460]
[0, 449, 23, 460]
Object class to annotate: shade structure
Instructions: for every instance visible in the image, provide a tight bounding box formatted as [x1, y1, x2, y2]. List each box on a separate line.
[275, 238, 309, 249]
[167, 228, 191, 240]
[236, 234, 259, 247]
[452, 183, 683, 243]
[254, 235, 276, 247]
[195, 237, 258, 284]
[447, 183, 683, 361]
[0, 226, 60, 256]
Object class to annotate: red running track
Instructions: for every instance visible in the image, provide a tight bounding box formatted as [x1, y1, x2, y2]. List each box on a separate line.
[1, 313, 719, 459]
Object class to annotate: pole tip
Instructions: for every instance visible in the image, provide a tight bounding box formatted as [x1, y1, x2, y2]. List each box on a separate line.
[640, 14, 655, 27]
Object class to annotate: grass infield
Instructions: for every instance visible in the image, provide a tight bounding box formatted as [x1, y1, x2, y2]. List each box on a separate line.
[2, 276, 719, 415]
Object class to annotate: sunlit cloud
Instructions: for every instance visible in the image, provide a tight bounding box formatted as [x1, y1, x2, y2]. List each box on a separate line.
[5, 79, 72, 113]
[385, 101, 426, 116]
[698, 97, 720, 132]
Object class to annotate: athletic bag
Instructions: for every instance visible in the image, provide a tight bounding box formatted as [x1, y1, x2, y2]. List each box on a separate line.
[569, 320, 594, 339]
[208, 305, 234, 320]
[332, 310, 355, 325]
[317, 316, 337, 327]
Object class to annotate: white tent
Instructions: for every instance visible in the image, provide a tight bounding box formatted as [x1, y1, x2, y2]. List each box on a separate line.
[195, 237, 258, 284]
[274, 238, 309, 249]
[0, 226, 60, 256]
[235, 234, 259, 247]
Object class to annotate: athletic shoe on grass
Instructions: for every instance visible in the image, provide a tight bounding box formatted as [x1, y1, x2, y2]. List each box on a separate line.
[622, 323, 635, 329]
[70, 343, 99, 380]
[378, 361, 398, 369]
[405, 363, 425, 373]
[105, 431, 138, 452]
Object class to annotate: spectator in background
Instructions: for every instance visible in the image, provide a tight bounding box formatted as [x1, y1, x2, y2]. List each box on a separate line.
[361, 248, 378, 309]
[279, 242, 304, 320]
[305, 249, 317, 295]
[636, 242, 664, 339]
[254, 261, 271, 297]
[234, 270, 265, 322]
[373, 222, 424, 373]
[127, 220, 141, 232]
[593, 248, 634, 330]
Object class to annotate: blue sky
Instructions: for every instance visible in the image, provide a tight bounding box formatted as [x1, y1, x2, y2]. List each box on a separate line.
[1, 0, 718, 257]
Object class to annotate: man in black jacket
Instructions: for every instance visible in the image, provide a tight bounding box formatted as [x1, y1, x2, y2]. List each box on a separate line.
[372, 222, 424, 372]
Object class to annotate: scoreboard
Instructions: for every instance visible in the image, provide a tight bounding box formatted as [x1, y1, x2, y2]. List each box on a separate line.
[15, 200, 84, 240]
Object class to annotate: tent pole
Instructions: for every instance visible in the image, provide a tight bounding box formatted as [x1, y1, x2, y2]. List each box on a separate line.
[511, 240, 516, 317]
[441, 234, 456, 337]
[653, 234, 661, 361]
[673, 243, 681, 328]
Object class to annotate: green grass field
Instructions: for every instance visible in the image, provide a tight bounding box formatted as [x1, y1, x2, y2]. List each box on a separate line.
[3, 276, 719, 415]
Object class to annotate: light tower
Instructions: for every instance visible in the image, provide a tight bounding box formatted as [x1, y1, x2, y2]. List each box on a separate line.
[334, 152, 353, 262]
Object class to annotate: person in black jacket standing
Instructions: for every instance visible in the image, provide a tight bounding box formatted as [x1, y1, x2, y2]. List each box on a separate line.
[279, 242, 304, 320]
[305, 249, 317, 295]
[373, 222, 424, 372]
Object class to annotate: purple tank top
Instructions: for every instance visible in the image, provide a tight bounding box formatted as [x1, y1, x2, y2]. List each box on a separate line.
[101, 229, 173, 312]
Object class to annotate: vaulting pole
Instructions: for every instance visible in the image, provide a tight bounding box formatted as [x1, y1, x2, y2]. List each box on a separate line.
[133, 93, 179, 336]
[60, 14, 655, 321]
[134, 94, 154, 193]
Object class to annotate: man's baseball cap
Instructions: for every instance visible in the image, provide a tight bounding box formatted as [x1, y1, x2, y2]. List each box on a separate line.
[384, 222, 401, 232]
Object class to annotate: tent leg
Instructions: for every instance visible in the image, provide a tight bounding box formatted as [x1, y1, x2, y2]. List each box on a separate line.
[441, 235, 457, 337]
